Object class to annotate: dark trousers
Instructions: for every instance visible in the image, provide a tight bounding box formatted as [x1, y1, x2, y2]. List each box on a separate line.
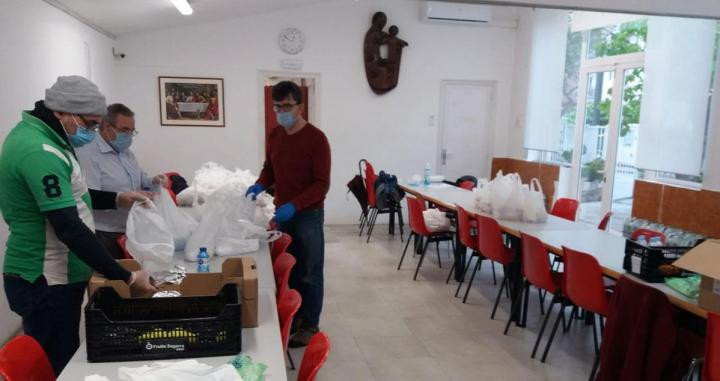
[95, 230, 125, 259]
[277, 209, 325, 328]
[3, 274, 86, 376]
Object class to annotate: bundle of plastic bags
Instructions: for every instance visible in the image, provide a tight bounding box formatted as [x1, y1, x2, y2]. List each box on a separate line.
[117, 359, 241, 381]
[423, 208, 453, 232]
[472, 171, 548, 222]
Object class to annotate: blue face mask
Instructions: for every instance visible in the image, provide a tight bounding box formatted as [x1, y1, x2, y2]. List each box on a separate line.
[109, 132, 132, 152]
[65, 115, 97, 147]
[276, 111, 296, 129]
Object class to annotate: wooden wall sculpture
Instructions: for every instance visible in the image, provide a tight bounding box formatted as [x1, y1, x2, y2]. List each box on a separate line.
[363, 12, 408, 95]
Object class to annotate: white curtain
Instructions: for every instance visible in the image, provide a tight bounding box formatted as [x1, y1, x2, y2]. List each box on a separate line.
[635, 17, 716, 175]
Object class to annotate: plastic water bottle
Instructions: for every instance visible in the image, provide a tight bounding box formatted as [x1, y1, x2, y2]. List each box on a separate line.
[649, 236, 663, 247]
[197, 247, 210, 273]
[636, 234, 647, 246]
[424, 162, 431, 186]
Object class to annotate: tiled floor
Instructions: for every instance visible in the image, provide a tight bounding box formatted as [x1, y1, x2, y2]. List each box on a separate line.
[286, 225, 598, 381]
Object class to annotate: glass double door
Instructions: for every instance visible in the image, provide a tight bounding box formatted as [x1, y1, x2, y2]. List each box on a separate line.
[572, 63, 644, 230]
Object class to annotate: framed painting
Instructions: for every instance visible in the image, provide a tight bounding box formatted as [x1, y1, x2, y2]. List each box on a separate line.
[159, 76, 225, 127]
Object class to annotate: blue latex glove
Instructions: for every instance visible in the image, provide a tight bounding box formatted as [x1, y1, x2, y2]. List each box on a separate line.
[245, 184, 264, 200]
[274, 202, 296, 223]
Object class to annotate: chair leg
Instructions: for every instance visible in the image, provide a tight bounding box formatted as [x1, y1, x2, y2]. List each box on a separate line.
[462, 258, 482, 303]
[504, 280, 527, 335]
[591, 313, 599, 356]
[435, 241, 442, 268]
[398, 232, 415, 270]
[397, 207, 405, 242]
[538, 289, 546, 315]
[541, 300, 568, 363]
[358, 209, 369, 236]
[491, 262, 497, 285]
[521, 281, 531, 327]
[287, 349, 295, 370]
[413, 240, 430, 280]
[532, 294, 559, 359]
[564, 305, 578, 333]
[454, 255, 477, 297]
[366, 209, 379, 243]
[490, 273, 509, 320]
[445, 262, 455, 284]
[589, 353, 600, 381]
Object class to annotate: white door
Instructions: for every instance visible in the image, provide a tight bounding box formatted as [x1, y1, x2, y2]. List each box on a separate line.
[439, 81, 494, 182]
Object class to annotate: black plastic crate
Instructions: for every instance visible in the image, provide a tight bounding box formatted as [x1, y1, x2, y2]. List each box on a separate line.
[85, 284, 242, 362]
[623, 240, 695, 283]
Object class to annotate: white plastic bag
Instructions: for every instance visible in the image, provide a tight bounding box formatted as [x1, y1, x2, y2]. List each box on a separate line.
[125, 201, 175, 272]
[473, 178, 492, 212]
[118, 359, 241, 381]
[523, 178, 548, 223]
[491, 172, 525, 221]
[423, 208, 452, 232]
[154, 188, 198, 250]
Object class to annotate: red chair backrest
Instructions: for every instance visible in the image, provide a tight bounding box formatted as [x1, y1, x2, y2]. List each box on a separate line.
[297, 332, 331, 381]
[0, 335, 56, 381]
[521, 233, 560, 294]
[475, 215, 514, 266]
[406, 196, 431, 236]
[562, 246, 609, 316]
[273, 252, 296, 299]
[271, 233, 292, 263]
[550, 198, 579, 221]
[277, 289, 302, 352]
[163, 171, 180, 205]
[455, 204, 478, 250]
[704, 312, 720, 381]
[630, 228, 666, 244]
[597, 212, 612, 231]
[364, 162, 377, 208]
[458, 180, 475, 190]
[116, 234, 133, 259]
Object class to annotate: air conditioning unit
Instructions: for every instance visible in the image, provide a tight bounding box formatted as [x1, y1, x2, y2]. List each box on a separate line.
[423, 1, 493, 24]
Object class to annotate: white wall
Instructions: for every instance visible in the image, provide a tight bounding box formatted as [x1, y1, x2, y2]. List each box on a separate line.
[0, 0, 118, 344]
[113, 0, 518, 225]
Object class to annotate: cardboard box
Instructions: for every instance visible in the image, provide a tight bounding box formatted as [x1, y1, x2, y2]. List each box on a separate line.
[673, 239, 720, 313]
[88, 257, 258, 327]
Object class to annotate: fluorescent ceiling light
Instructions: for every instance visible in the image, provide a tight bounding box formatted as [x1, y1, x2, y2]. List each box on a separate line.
[170, 0, 193, 15]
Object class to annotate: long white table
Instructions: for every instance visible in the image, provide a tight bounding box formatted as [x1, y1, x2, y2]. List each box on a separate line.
[58, 290, 287, 381]
[400, 182, 707, 318]
[58, 242, 286, 380]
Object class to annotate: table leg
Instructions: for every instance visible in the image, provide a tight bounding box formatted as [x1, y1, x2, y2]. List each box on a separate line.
[454, 213, 466, 282]
[506, 235, 525, 327]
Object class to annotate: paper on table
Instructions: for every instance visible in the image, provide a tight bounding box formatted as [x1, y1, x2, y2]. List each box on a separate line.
[118, 359, 242, 381]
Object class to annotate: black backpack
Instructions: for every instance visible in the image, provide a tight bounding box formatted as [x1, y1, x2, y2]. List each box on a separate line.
[374, 171, 405, 210]
[347, 174, 368, 214]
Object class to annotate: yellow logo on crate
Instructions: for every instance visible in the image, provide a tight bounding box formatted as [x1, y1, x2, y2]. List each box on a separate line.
[137, 328, 198, 344]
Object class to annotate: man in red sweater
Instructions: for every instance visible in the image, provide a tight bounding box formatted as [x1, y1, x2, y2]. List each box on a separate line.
[246, 81, 331, 347]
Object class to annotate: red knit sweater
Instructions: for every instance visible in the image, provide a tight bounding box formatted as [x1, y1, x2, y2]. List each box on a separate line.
[257, 123, 331, 211]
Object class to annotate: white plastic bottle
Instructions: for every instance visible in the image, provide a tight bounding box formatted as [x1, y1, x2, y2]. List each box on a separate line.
[424, 162, 431, 186]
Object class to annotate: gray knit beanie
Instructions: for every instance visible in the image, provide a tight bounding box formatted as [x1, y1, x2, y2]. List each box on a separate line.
[45, 75, 107, 116]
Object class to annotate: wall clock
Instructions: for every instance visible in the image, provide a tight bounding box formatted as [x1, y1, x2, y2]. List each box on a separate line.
[279, 27, 305, 55]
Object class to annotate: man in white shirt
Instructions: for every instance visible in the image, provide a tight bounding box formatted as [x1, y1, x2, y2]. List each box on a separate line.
[76, 103, 167, 258]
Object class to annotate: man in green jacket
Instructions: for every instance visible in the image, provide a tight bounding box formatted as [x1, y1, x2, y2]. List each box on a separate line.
[0, 76, 156, 376]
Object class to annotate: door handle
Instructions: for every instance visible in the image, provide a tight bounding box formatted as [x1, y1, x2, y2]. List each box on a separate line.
[441, 149, 447, 165]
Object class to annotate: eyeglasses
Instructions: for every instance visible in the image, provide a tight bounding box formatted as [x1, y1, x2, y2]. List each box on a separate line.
[108, 122, 139, 136]
[272, 103, 298, 112]
[76, 115, 101, 132]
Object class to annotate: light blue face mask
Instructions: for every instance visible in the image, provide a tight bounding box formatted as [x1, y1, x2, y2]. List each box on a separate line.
[276, 111, 296, 129]
[67, 116, 97, 147]
[109, 132, 133, 152]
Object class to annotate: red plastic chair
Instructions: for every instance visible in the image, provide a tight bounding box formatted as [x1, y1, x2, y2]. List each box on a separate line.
[458, 180, 475, 190]
[163, 171, 181, 205]
[116, 234, 133, 259]
[704, 312, 720, 381]
[504, 233, 565, 360]
[273, 252, 296, 300]
[271, 233, 292, 263]
[450, 205, 496, 294]
[0, 335, 56, 381]
[550, 198, 579, 221]
[630, 228, 667, 244]
[278, 289, 302, 370]
[463, 215, 515, 315]
[397, 195, 454, 280]
[540, 247, 612, 364]
[597, 212, 612, 231]
[297, 332, 331, 381]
